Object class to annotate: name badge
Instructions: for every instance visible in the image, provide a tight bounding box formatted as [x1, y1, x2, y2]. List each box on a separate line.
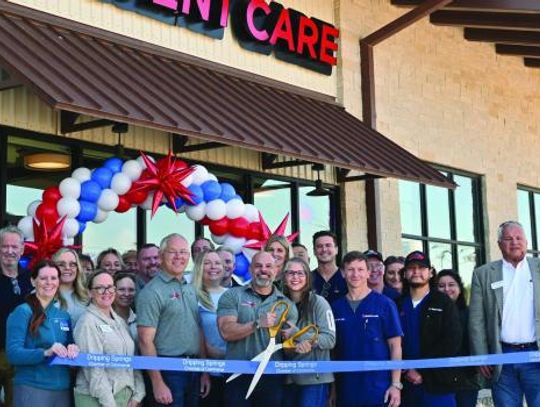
[428, 307, 443, 312]
[59, 320, 70, 332]
[99, 324, 113, 333]
[491, 280, 504, 290]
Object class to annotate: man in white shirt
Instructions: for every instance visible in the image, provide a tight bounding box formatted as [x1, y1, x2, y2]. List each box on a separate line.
[469, 221, 540, 407]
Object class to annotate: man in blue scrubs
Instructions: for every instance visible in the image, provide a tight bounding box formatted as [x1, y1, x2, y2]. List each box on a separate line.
[399, 251, 462, 407]
[332, 251, 403, 407]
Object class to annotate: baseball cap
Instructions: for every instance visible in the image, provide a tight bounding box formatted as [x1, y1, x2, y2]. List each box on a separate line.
[363, 249, 383, 262]
[404, 251, 431, 268]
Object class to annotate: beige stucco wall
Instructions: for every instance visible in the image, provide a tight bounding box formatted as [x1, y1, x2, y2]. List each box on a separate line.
[338, 0, 540, 260]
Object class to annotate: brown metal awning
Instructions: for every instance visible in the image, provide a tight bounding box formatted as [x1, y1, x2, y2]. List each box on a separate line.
[0, 2, 452, 188]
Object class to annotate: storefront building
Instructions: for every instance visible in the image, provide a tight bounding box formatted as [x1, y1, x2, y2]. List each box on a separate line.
[0, 0, 539, 288]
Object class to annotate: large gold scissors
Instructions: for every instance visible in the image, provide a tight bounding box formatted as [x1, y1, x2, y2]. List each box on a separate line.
[226, 300, 319, 399]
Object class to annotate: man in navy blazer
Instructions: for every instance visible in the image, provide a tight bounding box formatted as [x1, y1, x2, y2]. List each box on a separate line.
[469, 220, 540, 407]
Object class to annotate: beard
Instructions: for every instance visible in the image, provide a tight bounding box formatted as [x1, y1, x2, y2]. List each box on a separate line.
[254, 276, 273, 288]
[409, 280, 429, 289]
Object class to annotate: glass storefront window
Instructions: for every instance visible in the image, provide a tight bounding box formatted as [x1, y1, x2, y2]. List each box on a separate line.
[428, 241, 452, 271]
[6, 184, 42, 218]
[399, 181, 422, 236]
[454, 175, 475, 243]
[299, 186, 330, 269]
[426, 184, 451, 239]
[518, 187, 540, 255]
[401, 238, 423, 255]
[254, 179, 292, 235]
[83, 208, 137, 258]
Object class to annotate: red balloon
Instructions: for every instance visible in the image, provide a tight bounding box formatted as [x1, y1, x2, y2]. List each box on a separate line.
[173, 160, 188, 170]
[209, 217, 229, 236]
[35, 202, 59, 229]
[42, 186, 62, 203]
[200, 216, 211, 226]
[115, 196, 132, 213]
[229, 217, 250, 238]
[125, 188, 148, 205]
[248, 222, 262, 240]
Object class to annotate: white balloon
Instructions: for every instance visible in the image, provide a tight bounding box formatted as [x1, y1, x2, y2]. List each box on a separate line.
[17, 216, 34, 240]
[27, 200, 41, 217]
[59, 177, 81, 199]
[185, 202, 206, 221]
[226, 199, 245, 219]
[211, 233, 228, 245]
[72, 167, 92, 183]
[140, 192, 155, 211]
[181, 173, 194, 188]
[122, 160, 143, 181]
[207, 173, 218, 182]
[110, 172, 132, 195]
[243, 204, 260, 222]
[191, 165, 209, 185]
[97, 189, 119, 211]
[63, 237, 75, 246]
[62, 218, 80, 238]
[93, 209, 109, 224]
[57, 197, 81, 218]
[205, 199, 227, 221]
[223, 235, 247, 254]
[136, 155, 155, 170]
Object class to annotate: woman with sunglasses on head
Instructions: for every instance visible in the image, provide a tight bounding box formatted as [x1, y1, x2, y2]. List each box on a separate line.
[53, 248, 89, 327]
[96, 248, 124, 275]
[436, 270, 480, 407]
[6, 260, 79, 407]
[264, 235, 291, 289]
[74, 270, 145, 407]
[192, 250, 228, 407]
[281, 257, 336, 407]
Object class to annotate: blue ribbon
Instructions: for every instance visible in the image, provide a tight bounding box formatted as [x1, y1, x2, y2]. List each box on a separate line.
[50, 351, 540, 374]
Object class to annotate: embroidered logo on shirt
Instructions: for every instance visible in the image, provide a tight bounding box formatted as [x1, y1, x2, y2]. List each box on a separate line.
[362, 314, 379, 318]
[427, 307, 443, 312]
[334, 317, 346, 322]
[59, 320, 70, 332]
[241, 301, 256, 308]
[170, 291, 181, 300]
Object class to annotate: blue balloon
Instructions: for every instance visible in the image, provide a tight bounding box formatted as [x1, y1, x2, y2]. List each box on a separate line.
[220, 183, 236, 202]
[19, 256, 30, 270]
[234, 253, 250, 276]
[77, 200, 98, 223]
[103, 157, 124, 173]
[80, 180, 102, 203]
[78, 221, 87, 234]
[165, 197, 185, 211]
[201, 181, 222, 202]
[91, 167, 114, 189]
[186, 184, 204, 205]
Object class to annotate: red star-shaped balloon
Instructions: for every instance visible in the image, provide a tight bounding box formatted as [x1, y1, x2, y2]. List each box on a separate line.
[132, 151, 196, 217]
[244, 213, 299, 250]
[24, 217, 78, 270]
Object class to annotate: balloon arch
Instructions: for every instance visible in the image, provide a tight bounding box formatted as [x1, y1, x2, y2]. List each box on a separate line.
[17, 152, 297, 278]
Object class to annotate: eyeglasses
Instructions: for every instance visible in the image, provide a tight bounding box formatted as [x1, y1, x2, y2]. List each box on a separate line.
[56, 262, 78, 269]
[320, 281, 331, 298]
[164, 250, 190, 257]
[10, 278, 21, 296]
[285, 271, 306, 278]
[91, 285, 116, 294]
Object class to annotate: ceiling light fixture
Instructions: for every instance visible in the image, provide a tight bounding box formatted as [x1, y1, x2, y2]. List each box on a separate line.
[24, 152, 71, 171]
[306, 163, 331, 197]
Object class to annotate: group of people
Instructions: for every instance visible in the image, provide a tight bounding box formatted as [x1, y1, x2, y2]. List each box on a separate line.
[0, 220, 538, 407]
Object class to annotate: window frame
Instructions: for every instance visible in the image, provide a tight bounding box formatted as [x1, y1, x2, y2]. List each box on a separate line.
[517, 185, 540, 256]
[400, 168, 485, 273]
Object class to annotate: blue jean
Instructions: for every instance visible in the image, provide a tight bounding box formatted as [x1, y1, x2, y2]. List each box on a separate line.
[492, 344, 540, 407]
[223, 374, 284, 407]
[151, 370, 200, 407]
[402, 383, 456, 407]
[282, 383, 329, 407]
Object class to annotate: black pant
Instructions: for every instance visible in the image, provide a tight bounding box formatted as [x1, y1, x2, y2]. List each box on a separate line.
[200, 375, 225, 407]
[223, 374, 284, 407]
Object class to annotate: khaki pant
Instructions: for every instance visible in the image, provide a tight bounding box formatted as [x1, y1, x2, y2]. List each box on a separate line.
[74, 387, 132, 407]
[0, 351, 14, 407]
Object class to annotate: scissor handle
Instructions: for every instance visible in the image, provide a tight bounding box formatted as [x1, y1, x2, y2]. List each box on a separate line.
[267, 300, 290, 338]
[282, 324, 319, 349]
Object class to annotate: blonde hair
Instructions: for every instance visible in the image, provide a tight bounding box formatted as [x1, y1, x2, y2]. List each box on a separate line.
[192, 250, 223, 311]
[264, 235, 291, 273]
[52, 248, 89, 304]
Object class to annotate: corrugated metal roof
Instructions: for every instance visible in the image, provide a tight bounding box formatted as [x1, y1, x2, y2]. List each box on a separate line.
[0, 2, 452, 188]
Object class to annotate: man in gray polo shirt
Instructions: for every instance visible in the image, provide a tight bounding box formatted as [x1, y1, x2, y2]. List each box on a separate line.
[137, 233, 210, 407]
[217, 251, 298, 407]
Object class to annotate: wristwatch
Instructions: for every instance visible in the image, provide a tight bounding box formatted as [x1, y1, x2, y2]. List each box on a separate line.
[391, 382, 403, 390]
[253, 320, 261, 330]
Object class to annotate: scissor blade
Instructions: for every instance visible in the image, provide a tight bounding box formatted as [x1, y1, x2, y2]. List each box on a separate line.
[226, 350, 267, 383]
[245, 346, 275, 399]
